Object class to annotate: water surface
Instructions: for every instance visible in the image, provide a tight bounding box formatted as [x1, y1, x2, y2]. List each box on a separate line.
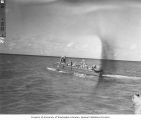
[0, 54, 141, 114]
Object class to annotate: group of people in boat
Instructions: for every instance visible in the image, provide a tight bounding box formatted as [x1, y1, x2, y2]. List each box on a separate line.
[59, 56, 102, 72]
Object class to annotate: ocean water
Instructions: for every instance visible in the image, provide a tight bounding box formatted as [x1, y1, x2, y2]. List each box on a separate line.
[0, 54, 141, 114]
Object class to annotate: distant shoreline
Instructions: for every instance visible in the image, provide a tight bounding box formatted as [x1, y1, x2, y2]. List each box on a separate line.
[0, 53, 140, 62]
[0, 53, 100, 60]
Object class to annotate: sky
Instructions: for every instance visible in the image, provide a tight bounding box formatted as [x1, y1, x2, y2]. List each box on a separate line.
[1, 0, 141, 61]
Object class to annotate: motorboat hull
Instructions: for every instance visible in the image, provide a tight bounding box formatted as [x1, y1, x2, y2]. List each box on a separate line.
[56, 63, 102, 76]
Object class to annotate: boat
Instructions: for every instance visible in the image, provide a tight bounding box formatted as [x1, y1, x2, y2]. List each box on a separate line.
[56, 63, 102, 76]
[53, 56, 103, 76]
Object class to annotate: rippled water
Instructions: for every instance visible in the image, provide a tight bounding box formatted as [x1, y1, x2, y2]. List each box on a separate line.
[0, 54, 141, 114]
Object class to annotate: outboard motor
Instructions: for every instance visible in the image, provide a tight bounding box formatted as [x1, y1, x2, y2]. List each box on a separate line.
[93, 65, 102, 73]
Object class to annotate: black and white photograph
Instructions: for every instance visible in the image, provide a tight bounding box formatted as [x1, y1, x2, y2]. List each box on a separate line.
[1, 0, 141, 117]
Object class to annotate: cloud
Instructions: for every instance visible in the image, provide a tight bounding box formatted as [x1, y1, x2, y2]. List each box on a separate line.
[81, 5, 141, 15]
[67, 42, 74, 47]
[61, 0, 141, 15]
[82, 44, 88, 49]
[11, 0, 58, 3]
[71, 5, 121, 15]
[130, 44, 137, 50]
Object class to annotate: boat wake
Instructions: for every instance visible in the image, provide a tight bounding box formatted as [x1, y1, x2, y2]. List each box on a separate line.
[74, 72, 86, 78]
[58, 70, 68, 73]
[73, 73, 141, 80]
[46, 67, 141, 80]
[103, 74, 141, 80]
[46, 67, 71, 74]
[47, 67, 56, 71]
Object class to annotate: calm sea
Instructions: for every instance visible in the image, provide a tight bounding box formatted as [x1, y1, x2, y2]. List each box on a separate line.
[0, 54, 141, 114]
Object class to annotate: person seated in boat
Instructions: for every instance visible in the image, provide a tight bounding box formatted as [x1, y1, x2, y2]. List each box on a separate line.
[70, 60, 73, 66]
[72, 62, 78, 67]
[80, 59, 88, 69]
[91, 65, 96, 71]
[60, 56, 66, 64]
[70, 60, 73, 70]
[67, 60, 73, 66]
[59, 56, 67, 69]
